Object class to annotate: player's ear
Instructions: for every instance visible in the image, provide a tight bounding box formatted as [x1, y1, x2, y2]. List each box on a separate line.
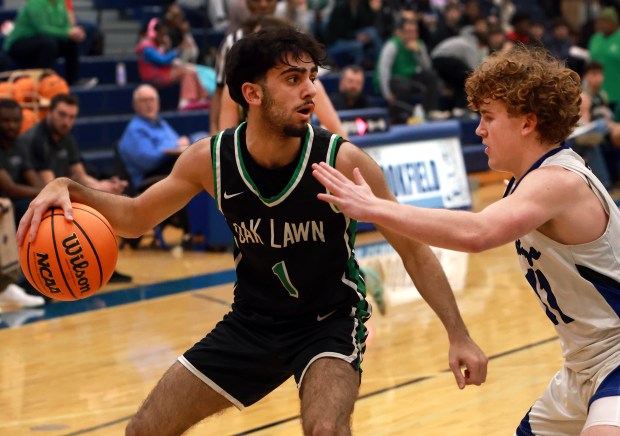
[522, 113, 538, 136]
[242, 83, 262, 107]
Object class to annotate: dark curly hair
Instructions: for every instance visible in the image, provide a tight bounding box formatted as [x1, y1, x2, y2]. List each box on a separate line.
[225, 27, 327, 111]
[465, 46, 581, 145]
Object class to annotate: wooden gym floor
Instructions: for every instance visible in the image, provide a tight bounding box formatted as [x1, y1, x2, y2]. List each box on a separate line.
[0, 180, 563, 435]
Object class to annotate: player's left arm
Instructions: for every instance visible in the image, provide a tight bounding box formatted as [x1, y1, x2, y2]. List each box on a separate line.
[334, 143, 488, 389]
[314, 79, 347, 138]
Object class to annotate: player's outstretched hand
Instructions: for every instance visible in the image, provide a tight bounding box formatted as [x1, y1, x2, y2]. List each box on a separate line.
[17, 178, 74, 245]
[448, 335, 488, 389]
[312, 162, 380, 222]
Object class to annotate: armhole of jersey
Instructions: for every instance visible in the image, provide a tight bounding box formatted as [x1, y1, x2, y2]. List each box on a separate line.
[211, 132, 223, 212]
[326, 134, 344, 213]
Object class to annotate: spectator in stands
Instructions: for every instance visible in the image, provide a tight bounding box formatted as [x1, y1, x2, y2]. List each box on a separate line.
[375, 19, 448, 124]
[322, 0, 383, 70]
[544, 17, 587, 76]
[431, 24, 489, 115]
[0, 99, 44, 222]
[118, 84, 194, 247]
[276, 0, 312, 34]
[17, 94, 131, 282]
[429, 3, 463, 51]
[65, 0, 104, 56]
[163, 3, 199, 63]
[213, 14, 347, 137]
[505, 11, 531, 45]
[571, 61, 614, 189]
[329, 65, 369, 111]
[136, 19, 210, 111]
[118, 84, 191, 190]
[4, 0, 86, 86]
[589, 7, 620, 105]
[0, 198, 45, 309]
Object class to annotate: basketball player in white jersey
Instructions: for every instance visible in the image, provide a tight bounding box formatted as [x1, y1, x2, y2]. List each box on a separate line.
[313, 46, 620, 435]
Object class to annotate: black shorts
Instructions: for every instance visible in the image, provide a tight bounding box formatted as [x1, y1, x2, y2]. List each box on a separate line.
[179, 303, 369, 408]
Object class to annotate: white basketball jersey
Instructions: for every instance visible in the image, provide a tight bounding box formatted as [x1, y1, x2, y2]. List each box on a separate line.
[507, 147, 620, 372]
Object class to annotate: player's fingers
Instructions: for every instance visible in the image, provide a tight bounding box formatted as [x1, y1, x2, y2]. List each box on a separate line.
[16, 207, 33, 246]
[449, 360, 466, 390]
[464, 358, 488, 386]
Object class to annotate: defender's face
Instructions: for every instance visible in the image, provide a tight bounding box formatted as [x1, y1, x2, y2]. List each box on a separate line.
[260, 53, 318, 137]
[475, 99, 526, 173]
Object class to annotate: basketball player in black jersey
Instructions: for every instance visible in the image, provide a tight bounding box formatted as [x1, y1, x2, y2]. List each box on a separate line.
[17, 28, 487, 435]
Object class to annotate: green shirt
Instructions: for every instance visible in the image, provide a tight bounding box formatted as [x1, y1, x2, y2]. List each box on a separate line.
[589, 29, 620, 103]
[4, 0, 71, 52]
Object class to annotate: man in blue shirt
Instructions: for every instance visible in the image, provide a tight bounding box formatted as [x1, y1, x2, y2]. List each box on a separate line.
[119, 84, 191, 190]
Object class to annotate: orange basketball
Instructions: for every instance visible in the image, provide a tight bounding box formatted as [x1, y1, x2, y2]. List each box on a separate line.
[0, 81, 13, 99]
[12, 76, 35, 104]
[19, 203, 119, 301]
[38, 74, 69, 102]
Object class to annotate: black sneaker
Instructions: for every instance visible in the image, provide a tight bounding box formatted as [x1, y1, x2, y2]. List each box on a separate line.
[109, 270, 132, 283]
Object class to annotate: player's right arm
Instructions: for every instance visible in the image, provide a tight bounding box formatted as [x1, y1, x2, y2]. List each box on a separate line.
[17, 137, 215, 244]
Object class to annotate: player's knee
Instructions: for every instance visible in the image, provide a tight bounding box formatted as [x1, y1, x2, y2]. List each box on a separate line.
[125, 417, 148, 436]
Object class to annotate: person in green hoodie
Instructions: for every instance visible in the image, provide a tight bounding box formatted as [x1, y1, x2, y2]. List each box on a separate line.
[374, 18, 447, 124]
[4, 0, 85, 85]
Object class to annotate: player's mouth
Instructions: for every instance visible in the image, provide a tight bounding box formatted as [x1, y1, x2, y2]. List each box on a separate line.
[295, 103, 314, 120]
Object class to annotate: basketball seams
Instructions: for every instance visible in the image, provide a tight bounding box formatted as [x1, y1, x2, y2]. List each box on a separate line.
[50, 208, 78, 300]
[72, 206, 115, 238]
[71, 218, 105, 289]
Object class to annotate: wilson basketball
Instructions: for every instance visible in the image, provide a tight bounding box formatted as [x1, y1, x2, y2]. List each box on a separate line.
[19, 203, 118, 301]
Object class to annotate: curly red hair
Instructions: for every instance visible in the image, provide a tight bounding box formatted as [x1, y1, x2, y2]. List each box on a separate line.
[465, 46, 581, 145]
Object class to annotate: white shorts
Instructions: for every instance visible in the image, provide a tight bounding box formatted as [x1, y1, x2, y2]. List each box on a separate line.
[516, 357, 620, 435]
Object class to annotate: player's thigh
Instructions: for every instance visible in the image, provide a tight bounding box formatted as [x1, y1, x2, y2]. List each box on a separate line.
[517, 368, 587, 436]
[300, 357, 359, 423]
[127, 361, 233, 436]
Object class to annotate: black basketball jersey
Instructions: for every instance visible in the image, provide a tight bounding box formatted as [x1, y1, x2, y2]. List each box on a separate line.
[211, 122, 369, 318]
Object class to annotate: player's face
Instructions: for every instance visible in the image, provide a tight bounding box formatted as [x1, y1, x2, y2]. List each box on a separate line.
[475, 99, 527, 173]
[0, 107, 22, 142]
[48, 102, 78, 137]
[260, 53, 318, 137]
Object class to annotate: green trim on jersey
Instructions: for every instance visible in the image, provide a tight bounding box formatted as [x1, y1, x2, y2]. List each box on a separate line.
[234, 122, 313, 207]
[211, 132, 224, 212]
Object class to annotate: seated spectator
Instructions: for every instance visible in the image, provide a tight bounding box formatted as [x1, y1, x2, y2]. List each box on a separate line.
[323, 0, 383, 70]
[65, 0, 104, 56]
[163, 3, 199, 63]
[375, 19, 447, 123]
[505, 11, 531, 45]
[589, 7, 620, 106]
[0, 99, 44, 222]
[431, 26, 489, 115]
[544, 17, 587, 76]
[570, 61, 614, 189]
[17, 93, 131, 282]
[329, 65, 369, 110]
[136, 19, 209, 111]
[118, 84, 197, 246]
[118, 84, 191, 190]
[4, 0, 86, 86]
[0, 198, 45, 309]
[429, 3, 463, 51]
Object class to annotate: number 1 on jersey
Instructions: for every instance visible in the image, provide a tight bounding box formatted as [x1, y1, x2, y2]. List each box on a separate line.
[273, 261, 300, 298]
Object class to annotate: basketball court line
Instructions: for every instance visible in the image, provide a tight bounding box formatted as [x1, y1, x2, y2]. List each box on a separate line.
[1, 240, 397, 329]
[58, 336, 559, 436]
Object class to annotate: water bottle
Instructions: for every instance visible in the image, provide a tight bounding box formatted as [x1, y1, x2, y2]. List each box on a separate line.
[115, 62, 126, 86]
